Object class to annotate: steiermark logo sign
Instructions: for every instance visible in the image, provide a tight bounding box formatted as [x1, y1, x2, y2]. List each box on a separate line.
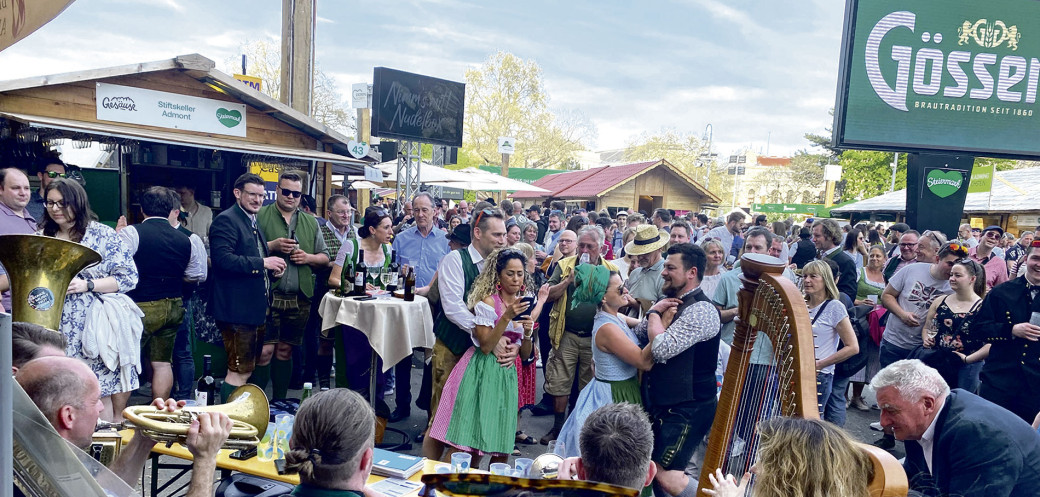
[926, 169, 965, 198]
[216, 108, 243, 128]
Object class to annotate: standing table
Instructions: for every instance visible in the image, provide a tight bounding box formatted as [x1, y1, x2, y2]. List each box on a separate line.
[318, 293, 435, 406]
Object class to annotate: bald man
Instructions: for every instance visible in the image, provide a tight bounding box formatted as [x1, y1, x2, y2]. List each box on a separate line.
[16, 356, 231, 497]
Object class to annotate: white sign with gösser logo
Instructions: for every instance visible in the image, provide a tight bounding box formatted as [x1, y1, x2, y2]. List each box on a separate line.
[96, 83, 248, 137]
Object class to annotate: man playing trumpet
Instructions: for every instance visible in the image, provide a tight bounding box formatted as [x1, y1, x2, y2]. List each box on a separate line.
[16, 355, 232, 496]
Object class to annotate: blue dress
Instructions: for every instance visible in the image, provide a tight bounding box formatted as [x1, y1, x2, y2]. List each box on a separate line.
[555, 310, 643, 458]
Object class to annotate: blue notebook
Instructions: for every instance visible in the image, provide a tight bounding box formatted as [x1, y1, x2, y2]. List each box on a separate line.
[372, 448, 425, 479]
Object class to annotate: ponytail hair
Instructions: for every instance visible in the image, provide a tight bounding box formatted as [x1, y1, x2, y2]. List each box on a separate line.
[284, 389, 374, 485]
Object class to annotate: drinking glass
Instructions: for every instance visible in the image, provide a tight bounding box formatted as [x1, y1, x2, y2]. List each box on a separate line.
[450, 452, 472, 473]
[256, 424, 277, 462]
[490, 463, 511, 475]
[380, 269, 393, 289]
[546, 440, 564, 456]
[274, 414, 294, 460]
[514, 458, 534, 477]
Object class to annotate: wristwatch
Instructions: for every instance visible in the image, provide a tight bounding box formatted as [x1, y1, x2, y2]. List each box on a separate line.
[646, 309, 662, 318]
[86, 279, 95, 292]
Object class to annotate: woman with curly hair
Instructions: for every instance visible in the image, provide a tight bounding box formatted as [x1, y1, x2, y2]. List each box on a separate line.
[703, 417, 872, 497]
[428, 248, 542, 465]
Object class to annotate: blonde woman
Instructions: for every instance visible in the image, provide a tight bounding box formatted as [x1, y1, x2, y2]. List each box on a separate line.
[703, 417, 871, 497]
[699, 238, 728, 300]
[801, 260, 859, 420]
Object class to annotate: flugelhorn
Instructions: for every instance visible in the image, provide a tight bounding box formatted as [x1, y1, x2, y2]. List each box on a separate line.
[97, 384, 270, 451]
[0, 234, 101, 332]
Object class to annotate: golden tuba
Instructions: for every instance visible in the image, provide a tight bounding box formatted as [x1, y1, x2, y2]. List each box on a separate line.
[99, 384, 270, 451]
[0, 234, 101, 332]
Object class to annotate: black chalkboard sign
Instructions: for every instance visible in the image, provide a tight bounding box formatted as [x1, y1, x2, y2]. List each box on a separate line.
[370, 67, 466, 148]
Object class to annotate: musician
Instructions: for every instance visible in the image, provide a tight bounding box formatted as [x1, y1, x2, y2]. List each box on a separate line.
[256, 171, 331, 401]
[15, 356, 231, 497]
[974, 239, 1040, 423]
[11, 322, 66, 373]
[871, 359, 1040, 497]
[557, 402, 657, 490]
[284, 388, 377, 496]
[634, 242, 721, 497]
[702, 417, 872, 497]
[209, 173, 287, 402]
[0, 168, 39, 313]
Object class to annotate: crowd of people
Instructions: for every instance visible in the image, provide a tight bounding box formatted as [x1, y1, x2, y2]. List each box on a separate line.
[3, 154, 1040, 497]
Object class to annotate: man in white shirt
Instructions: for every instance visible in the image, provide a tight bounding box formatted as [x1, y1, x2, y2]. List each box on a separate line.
[422, 207, 515, 460]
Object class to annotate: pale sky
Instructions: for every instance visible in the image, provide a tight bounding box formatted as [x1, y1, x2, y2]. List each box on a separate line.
[0, 0, 848, 159]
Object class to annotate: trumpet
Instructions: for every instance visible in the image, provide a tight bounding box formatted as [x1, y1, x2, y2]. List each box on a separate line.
[95, 384, 270, 451]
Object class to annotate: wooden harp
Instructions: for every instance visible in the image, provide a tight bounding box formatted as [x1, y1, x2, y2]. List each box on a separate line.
[697, 254, 907, 497]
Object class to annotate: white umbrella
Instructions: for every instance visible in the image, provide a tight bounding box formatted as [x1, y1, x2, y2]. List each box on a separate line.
[375, 160, 475, 184]
[442, 167, 550, 193]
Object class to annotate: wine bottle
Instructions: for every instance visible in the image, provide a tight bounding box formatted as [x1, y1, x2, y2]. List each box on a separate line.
[354, 249, 367, 296]
[195, 355, 215, 406]
[404, 265, 416, 301]
[341, 257, 355, 296]
[386, 250, 400, 292]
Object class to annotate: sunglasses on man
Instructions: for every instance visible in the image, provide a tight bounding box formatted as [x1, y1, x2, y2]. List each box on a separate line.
[280, 188, 302, 198]
[45, 171, 68, 179]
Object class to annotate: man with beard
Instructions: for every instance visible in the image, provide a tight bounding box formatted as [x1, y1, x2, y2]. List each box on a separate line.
[635, 243, 720, 497]
[625, 225, 668, 315]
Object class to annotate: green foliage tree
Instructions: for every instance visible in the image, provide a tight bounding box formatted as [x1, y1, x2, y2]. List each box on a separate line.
[460, 51, 593, 169]
[226, 39, 353, 135]
[836, 150, 906, 202]
[622, 130, 731, 200]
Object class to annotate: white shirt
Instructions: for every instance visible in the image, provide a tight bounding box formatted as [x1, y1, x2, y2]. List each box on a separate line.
[919, 396, 947, 475]
[328, 223, 356, 245]
[437, 244, 487, 334]
[119, 218, 208, 282]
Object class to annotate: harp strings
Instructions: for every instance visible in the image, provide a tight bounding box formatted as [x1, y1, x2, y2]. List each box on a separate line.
[723, 281, 797, 491]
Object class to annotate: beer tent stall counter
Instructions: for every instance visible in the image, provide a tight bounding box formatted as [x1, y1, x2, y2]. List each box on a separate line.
[0, 54, 367, 228]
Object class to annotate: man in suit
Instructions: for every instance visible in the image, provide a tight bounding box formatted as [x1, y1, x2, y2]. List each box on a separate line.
[210, 173, 286, 402]
[813, 219, 857, 302]
[871, 359, 1040, 497]
[974, 239, 1040, 423]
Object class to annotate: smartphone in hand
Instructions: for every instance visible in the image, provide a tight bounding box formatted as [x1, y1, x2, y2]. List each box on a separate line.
[512, 296, 536, 321]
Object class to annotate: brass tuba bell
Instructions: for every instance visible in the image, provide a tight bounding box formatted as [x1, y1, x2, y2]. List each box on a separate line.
[0, 234, 101, 332]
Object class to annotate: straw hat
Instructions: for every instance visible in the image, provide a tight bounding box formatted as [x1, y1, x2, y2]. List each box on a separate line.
[625, 224, 669, 256]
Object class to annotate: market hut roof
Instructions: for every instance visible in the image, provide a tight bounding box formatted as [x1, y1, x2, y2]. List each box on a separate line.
[512, 159, 720, 202]
[830, 167, 1040, 215]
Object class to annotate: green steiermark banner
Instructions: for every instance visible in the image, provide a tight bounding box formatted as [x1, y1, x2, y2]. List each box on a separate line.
[835, 0, 1040, 159]
[967, 161, 994, 193]
[751, 203, 851, 218]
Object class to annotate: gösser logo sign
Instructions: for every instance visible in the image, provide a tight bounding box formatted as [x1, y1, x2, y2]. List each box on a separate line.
[833, 0, 1040, 159]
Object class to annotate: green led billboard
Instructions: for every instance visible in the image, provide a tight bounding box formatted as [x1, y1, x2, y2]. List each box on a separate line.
[834, 0, 1040, 159]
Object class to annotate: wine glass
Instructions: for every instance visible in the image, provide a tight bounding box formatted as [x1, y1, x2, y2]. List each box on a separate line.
[380, 268, 393, 289]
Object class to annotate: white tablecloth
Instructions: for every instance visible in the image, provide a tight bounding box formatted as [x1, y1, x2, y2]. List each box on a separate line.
[318, 292, 435, 372]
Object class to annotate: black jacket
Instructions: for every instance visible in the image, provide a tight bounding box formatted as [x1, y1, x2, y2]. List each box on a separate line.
[209, 204, 272, 326]
[823, 249, 858, 304]
[903, 389, 1040, 497]
[976, 276, 1040, 401]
